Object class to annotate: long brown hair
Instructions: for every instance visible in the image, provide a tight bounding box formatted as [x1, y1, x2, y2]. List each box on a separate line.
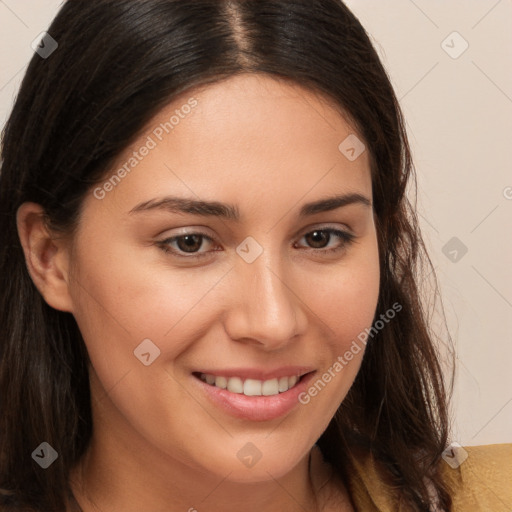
[0, 0, 453, 510]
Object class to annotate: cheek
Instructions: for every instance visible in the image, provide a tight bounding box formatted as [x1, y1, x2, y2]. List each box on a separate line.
[69, 239, 227, 343]
[325, 266, 380, 344]
[296, 242, 380, 408]
[66, 240, 227, 407]
[312, 244, 380, 346]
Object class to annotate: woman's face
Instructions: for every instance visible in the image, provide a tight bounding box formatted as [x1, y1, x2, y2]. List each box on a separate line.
[67, 73, 380, 482]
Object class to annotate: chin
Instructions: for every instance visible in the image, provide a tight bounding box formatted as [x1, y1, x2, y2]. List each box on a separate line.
[198, 439, 310, 483]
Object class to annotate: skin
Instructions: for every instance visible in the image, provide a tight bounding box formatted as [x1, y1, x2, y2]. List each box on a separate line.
[17, 73, 380, 512]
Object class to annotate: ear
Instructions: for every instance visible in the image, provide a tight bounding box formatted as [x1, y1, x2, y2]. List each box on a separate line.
[16, 202, 74, 313]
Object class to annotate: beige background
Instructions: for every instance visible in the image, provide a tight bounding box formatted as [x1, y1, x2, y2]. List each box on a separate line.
[1, 0, 511, 446]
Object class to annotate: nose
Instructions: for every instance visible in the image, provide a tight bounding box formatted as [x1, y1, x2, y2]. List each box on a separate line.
[222, 250, 308, 350]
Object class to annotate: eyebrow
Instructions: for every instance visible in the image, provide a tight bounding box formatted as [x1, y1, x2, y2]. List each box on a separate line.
[129, 192, 371, 220]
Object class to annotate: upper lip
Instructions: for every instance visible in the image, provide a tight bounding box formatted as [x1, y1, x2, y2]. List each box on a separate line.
[193, 366, 315, 381]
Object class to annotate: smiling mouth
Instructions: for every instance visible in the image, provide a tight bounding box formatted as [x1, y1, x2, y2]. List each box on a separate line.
[192, 372, 310, 397]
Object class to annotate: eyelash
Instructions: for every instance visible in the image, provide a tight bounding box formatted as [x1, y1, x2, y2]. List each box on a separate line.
[157, 228, 355, 260]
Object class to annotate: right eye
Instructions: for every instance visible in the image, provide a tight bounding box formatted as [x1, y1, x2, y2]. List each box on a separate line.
[157, 232, 218, 259]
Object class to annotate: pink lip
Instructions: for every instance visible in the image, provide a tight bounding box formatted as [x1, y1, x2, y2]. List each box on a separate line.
[192, 366, 315, 381]
[192, 370, 316, 422]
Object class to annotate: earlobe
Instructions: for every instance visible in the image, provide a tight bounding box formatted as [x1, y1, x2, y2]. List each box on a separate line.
[16, 202, 74, 313]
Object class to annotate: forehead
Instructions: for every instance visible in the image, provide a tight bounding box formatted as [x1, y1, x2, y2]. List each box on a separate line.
[87, 73, 372, 219]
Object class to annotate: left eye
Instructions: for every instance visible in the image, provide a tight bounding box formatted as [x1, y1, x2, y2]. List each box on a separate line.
[296, 228, 355, 253]
[158, 228, 355, 259]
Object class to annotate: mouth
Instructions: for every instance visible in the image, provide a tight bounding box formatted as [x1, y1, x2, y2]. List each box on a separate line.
[191, 369, 317, 422]
[192, 371, 310, 397]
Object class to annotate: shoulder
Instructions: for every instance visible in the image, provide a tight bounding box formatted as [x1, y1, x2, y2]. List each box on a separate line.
[331, 443, 512, 511]
[440, 443, 512, 511]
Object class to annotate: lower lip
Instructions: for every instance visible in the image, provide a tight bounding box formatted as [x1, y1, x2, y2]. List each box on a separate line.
[192, 372, 316, 422]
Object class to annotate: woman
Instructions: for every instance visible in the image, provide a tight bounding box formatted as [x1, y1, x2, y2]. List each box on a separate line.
[0, 1, 510, 511]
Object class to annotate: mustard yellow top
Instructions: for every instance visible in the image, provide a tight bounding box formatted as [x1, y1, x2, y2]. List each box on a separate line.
[310, 443, 512, 511]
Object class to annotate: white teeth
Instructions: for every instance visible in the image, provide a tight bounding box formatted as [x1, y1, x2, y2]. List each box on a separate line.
[214, 376, 227, 389]
[278, 376, 289, 392]
[261, 378, 279, 396]
[244, 379, 262, 396]
[200, 373, 302, 396]
[227, 376, 243, 394]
